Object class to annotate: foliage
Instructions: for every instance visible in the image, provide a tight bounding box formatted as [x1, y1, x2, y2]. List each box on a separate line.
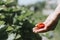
[1, 0, 60, 40]
[0, 0, 47, 40]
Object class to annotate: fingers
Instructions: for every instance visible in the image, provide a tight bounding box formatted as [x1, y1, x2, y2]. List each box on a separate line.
[35, 28, 47, 33]
[33, 27, 38, 33]
[33, 27, 47, 33]
[33, 22, 47, 33]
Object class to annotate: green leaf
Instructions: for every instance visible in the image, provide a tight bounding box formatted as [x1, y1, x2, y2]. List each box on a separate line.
[0, 14, 5, 19]
[6, 26, 14, 31]
[15, 34, 21, 39]
[0, 21, 5, 25]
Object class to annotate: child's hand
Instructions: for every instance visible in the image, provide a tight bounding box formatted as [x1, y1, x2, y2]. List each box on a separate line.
[33, 16, 59, 33]
[33, 23, 48, 33]
[33, 4, 60, 33]
[33, 15, 59, 33]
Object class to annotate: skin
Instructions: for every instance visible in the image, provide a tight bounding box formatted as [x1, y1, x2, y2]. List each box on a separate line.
[33, 4, 60, 33]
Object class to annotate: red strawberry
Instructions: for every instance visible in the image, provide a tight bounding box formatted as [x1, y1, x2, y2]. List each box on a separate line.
[36, 23, 45, 29]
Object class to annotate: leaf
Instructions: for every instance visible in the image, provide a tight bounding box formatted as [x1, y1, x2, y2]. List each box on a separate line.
[0, 21, 5, 25]
[7, 33, 16, 40]
[15, 34, 21, 39]
[6, 26, 14, 31]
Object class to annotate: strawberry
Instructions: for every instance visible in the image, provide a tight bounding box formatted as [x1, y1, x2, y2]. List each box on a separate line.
[36, 23, 45, 29]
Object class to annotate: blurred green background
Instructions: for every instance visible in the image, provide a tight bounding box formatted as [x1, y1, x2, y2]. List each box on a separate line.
[0, 0, 60, 40]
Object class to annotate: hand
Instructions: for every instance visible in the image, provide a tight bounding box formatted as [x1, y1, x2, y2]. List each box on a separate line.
[33, 23, 49, 33]
[33, 5, 60, 33]
[33, 17, 59, 33]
